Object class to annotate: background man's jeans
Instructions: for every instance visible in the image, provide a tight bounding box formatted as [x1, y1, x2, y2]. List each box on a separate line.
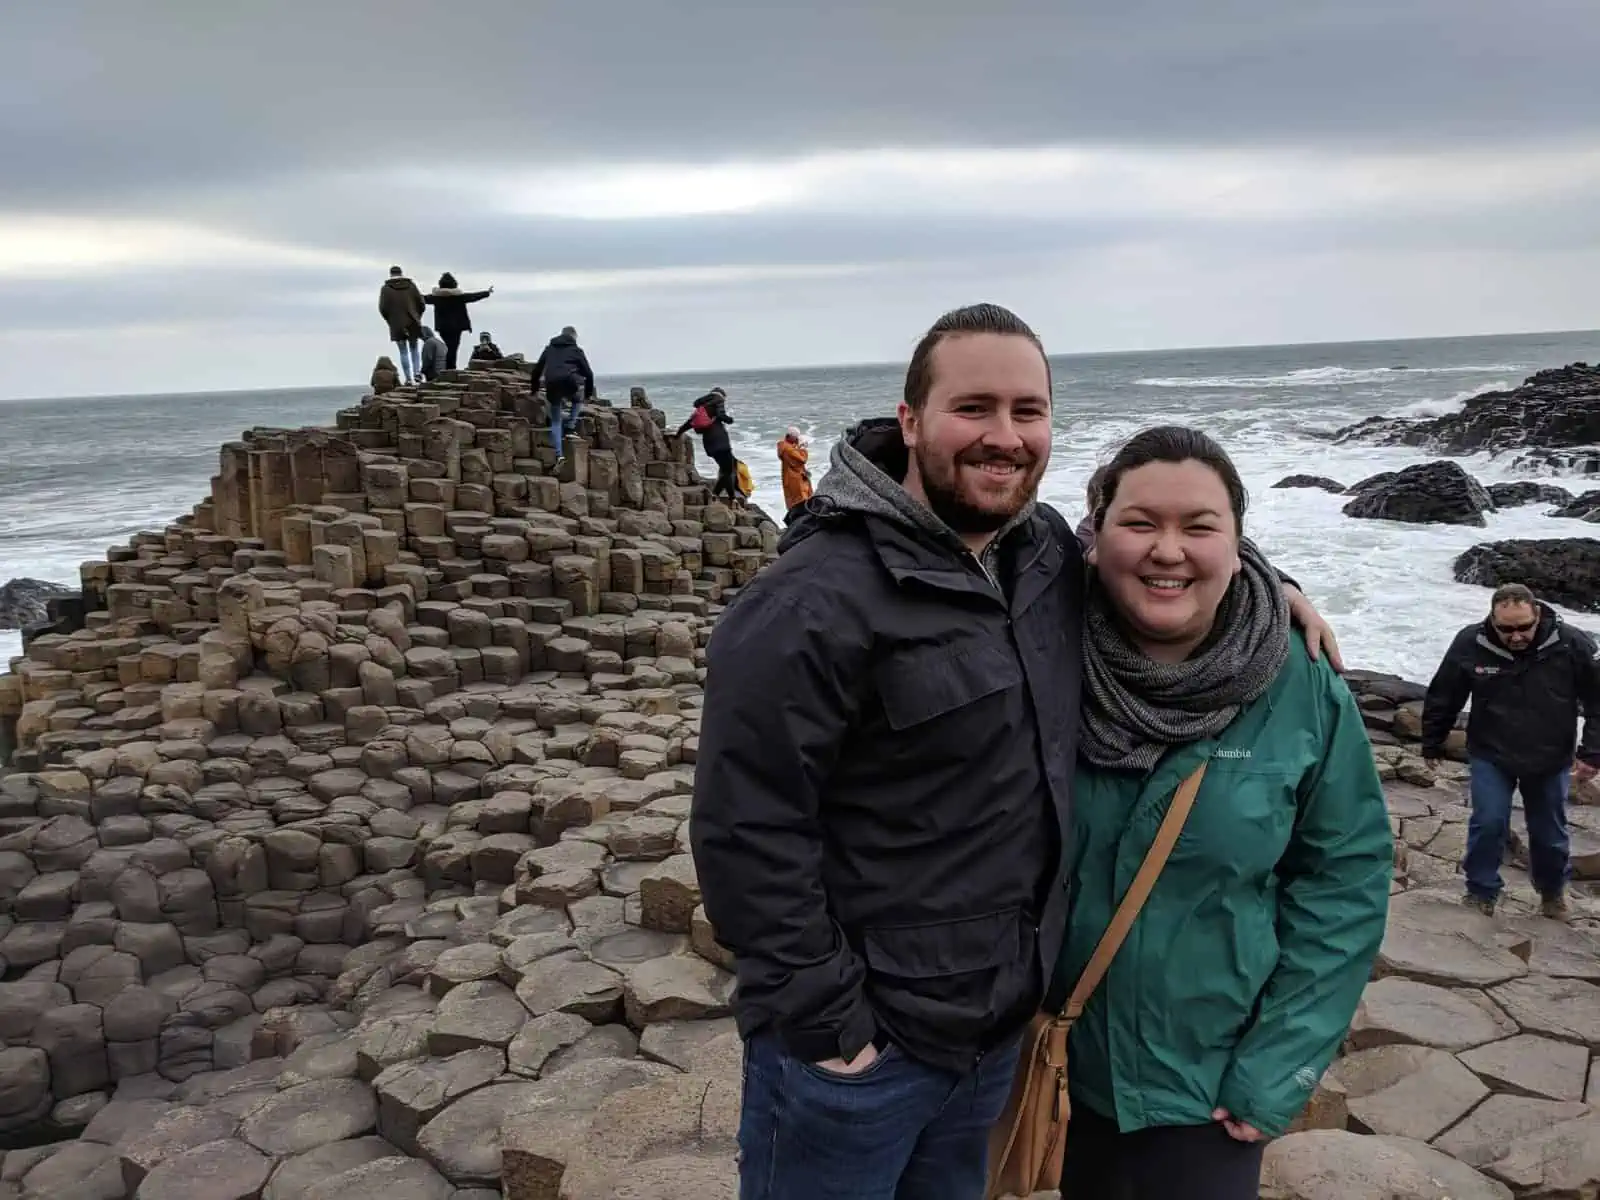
[550, 390, 583, 457]
[393, 338, 420, 382]
[1465, 757, 1571, 900]
[737, 1030, 1022, 1200]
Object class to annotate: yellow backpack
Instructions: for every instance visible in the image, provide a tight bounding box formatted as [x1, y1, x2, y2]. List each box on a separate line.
[735, 460, 755, 497]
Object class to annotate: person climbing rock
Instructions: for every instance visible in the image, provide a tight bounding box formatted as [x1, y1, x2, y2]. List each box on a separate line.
[1422, 581, 1600, 921]
[677, 387, 739, 504]
[424, 272, 494, 369]
[378, 265, 426, 384]
[532, 326, 598, 467]
[777, 427, 813, 512]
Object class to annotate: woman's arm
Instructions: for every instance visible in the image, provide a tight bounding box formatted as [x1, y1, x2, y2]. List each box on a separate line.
[1213, 672, 1392, 1138]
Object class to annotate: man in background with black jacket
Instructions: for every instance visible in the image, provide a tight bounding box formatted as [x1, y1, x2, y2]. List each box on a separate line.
[531, 325, 597, 467]
[1422, 582, 1600, 921]
[691, 303, 1339, 1200]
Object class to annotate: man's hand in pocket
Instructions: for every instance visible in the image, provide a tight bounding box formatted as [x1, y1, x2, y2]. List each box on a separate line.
[814, 1043, 881, 1076]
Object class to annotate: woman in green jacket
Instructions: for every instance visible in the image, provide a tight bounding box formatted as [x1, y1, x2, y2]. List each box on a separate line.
[1052, 426, 1392, 1198]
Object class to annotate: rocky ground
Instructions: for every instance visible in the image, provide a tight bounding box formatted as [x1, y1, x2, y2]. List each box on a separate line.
[0, 581, 73, 634]
[1332, 362, 1600, 466]
[0, 361, 1598, 1198]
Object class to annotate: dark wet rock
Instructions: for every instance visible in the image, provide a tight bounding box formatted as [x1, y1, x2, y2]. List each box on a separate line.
[1549, 488, 1600, 520]
[1334, 362, 1600, 456]
[0, 578, 72, 631]
[1488, 480, 1574, 509]
[1454, 537, 1600, 612]
[1342, 461, 1493, 527]
[1272, 474, 1346, 493]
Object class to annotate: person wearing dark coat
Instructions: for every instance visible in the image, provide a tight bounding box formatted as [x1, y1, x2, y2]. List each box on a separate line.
[676, 387, 739, 502]
[468, 331, 504, 362]
[378, 266, 426, 384]
[370, 354, 400, 395]
[423, 272, 494, 370]
[531, 326, 598, 463]
[418, 326, 447, 382]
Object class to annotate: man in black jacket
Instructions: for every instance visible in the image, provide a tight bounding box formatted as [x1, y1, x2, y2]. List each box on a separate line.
[691, 303, 1340, 1200]
[1422, 582, 1600, 920]
[531, 326, 597, 466]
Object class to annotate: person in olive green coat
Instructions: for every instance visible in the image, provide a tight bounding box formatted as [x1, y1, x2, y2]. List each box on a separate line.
[1051, 426, 1392, 1200]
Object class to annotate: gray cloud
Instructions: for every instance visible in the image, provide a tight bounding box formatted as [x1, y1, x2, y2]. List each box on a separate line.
[3, 0, 1600, 397]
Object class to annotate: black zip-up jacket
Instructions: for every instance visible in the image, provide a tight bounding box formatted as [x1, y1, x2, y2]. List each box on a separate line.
[691, 419, 1083, 1072]
[424, 287, 492, 337]
[1421, 602, 1600, 774]
[531, 334, 596, 399]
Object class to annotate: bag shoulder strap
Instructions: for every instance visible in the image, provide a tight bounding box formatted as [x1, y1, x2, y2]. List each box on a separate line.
[1060, 761, 1208, 1020]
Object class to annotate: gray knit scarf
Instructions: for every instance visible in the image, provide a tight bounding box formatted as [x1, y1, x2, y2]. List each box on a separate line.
[1080, 537, 1291, 771]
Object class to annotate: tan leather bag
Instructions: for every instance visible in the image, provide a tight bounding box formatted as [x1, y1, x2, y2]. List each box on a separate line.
[985, 762, 1209, 1199]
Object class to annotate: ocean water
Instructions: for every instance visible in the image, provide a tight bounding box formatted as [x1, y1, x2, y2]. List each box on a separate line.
[4, 330, 1599, 681]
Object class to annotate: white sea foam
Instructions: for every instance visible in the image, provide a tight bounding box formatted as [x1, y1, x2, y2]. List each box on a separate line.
[1134, 363, 1528, 389]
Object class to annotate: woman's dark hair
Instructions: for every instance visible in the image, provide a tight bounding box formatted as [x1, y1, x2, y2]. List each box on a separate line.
[439, 272, 458, 288]
[1093, 425, 1248, 532]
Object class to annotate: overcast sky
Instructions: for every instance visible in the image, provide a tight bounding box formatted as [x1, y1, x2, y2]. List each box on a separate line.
[4, 0, 1600, 399]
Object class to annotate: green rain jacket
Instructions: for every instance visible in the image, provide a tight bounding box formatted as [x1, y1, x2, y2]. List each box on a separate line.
[1052, 632, 1392, 1137]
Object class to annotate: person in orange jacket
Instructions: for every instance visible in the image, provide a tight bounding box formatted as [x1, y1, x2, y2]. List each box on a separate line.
[778, 427, 813, 512]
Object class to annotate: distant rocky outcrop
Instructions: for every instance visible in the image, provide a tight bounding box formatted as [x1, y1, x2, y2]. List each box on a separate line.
[1454, 537, 1600, 612]
[1272, 474, 1346, 493]
[0, 577, 72, 631]
[1333, 362, 1600, 460]
[1549, 490, 1600, 521]
[1486, 481, 1572, 510]
[1342, 462, 1494, 527]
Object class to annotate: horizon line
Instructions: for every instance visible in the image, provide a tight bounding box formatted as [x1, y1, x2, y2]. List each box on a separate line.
[4, 325, 1596, 406]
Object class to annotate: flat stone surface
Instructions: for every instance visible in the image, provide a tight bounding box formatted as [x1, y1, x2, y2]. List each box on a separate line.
[17, 1140, 122, 1200]
[513, 953, 623, 1024]
[263, 1136, 400, 1200]
[1485, 1111, 1600, 1197]
[298, 1155, 454, 1200]
[1348, 977, 1517, 1051]
[117, 1105, 241, 1191]
[136, 1137, 274, 1200]
[1433, 1094, 1591, 1167]
[639, 1018, 741, 1072]
[1376, 893, 1530, 988]
[623, 953, 734, 1026]
[426, 943, 503, 996]
[417, 1058, 675, 1187]
[239, 1078, 378, 1157]
[1333, 1044, 1491, 1142]
[355, 1013, 434, 1081]
[1262, 1131, 1511, 1200]
[427, 978, 529, 1054]
[276, 1032, 361, 1087]
[374, 1046, 504, 1155]
[506, 1011, 592, 1078]
[1457, 1033, 1591, 1100]
[1489, 974, 1600, 1048]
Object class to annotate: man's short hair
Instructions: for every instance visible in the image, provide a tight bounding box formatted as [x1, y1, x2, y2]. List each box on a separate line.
[561, 325, 577, 338]
[903, 303, 1050, 411]
[389, 265, 403, 276]
[1491, 582, 1537, 609]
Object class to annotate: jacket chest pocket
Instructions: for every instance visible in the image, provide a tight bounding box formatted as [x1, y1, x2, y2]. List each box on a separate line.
[1170, 760, 1299, 872]
[875, 640, 1023, 732]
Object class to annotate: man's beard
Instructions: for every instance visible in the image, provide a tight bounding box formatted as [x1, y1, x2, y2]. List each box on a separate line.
[914, 443, 1043, 534]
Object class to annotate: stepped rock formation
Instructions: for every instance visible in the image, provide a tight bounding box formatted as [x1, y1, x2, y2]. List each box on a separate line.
[1334, 362, 1600, 465]
[0, 358, 1597, 1199]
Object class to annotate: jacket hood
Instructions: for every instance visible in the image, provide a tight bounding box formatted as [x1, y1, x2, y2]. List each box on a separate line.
[547, 332, 578, 347]
[420, 326, 435, 338]
[384, 277, 415, 289]
[429, 286, 462, 297]
[785, 417, 1035, 557]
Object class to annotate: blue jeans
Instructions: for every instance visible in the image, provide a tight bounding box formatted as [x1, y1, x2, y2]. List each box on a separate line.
[1465, 757, 1571, 900]
[393, 338, 420, 382]
[737, 1031, 1022, 1200]
[550, 392, 583, 457]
